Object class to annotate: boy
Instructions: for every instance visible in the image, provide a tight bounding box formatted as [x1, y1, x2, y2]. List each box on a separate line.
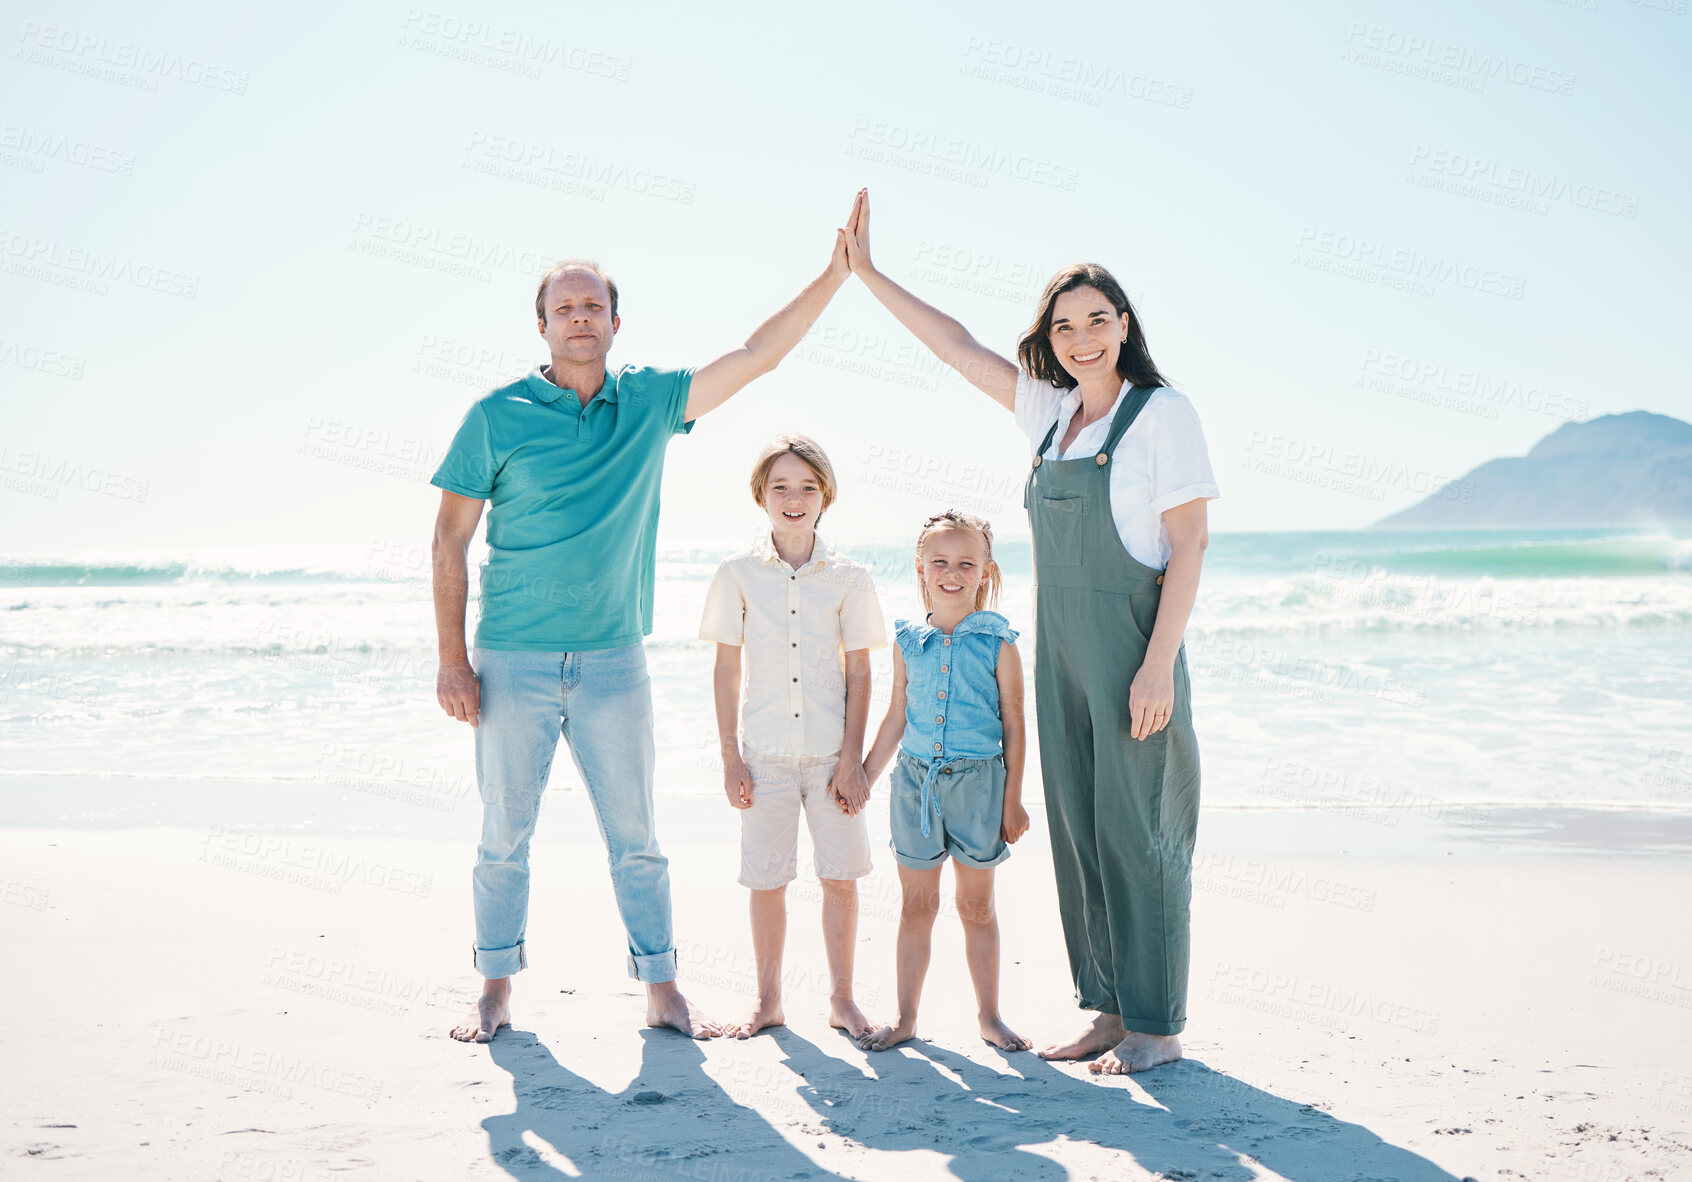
[698, 434, 886, 1039]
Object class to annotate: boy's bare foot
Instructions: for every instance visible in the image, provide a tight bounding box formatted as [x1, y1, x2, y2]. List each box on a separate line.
[645, 982, 722, 1040]
[1090, 1031, 1182, 1075]
[726, 998, 786, 1039]
[858, 1019, 917, 1051]
[828, 998, 873, 1040]
[449, 979, 511, 1043]
[979, 1015, 1032, 1051]
[1037, 1011, 1125, 1060]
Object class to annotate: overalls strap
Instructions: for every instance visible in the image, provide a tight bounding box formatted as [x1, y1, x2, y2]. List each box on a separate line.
[1034, 385, 1155, 464]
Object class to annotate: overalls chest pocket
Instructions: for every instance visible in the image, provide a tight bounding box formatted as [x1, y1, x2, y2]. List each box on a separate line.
[1031, 492, 1089, 568]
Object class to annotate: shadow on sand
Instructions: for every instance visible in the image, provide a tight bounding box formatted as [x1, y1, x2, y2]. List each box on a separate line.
[483, 1025, 1460, 1182]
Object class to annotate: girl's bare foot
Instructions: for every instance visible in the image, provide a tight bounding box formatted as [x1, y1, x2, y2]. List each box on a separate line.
[450, 979, 511, 1043]
[858, 1018, 917, 1051]
[979, 1014, 1031, 1051]
[1090, 1031, 1182, 1075]
[1037, 1011, 1125, 1060]
[645, 982, 722, 1040]
[828, 998, 873, 1040]
[726, 997, 786, 1039]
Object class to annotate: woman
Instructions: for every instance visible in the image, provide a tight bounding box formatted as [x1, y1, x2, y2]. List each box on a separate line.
[840, 189, 1217, 1075]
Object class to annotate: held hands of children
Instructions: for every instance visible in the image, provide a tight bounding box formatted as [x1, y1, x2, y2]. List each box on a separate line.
[829, 760, 872, 816]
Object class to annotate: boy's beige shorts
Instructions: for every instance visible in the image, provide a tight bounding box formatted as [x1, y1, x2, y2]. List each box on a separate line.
[738, 751, 872, 889]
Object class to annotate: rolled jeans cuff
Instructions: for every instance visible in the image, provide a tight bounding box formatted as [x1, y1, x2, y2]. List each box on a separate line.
[628, 948, 677, 984]
[474, 940, 527, 980]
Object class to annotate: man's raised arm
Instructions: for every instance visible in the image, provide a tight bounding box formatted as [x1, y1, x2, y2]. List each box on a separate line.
[683, 207, 853, 422]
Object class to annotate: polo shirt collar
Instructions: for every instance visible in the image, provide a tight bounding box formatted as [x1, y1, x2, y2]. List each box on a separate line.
[525, 366, 620, 405]
[755, 531, 828, 572]
[907, 610, 1012, 647]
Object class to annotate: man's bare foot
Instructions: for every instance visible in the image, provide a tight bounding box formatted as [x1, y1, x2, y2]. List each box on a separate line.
[645, 981, 721, 1040]
[979, 1015, 1032, 1051]
[858, 1018, 916, 1052]
[450, 979, 511, 1043]
[1037, 1011, 1125, 1060]
[828, 997, 873, 1040]
[726, 997, 785, 1040]
[1090, 1031, 1182, 1075]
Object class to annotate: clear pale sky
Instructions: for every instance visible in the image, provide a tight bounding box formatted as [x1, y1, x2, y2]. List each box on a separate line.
[3, 0, 1687, 554]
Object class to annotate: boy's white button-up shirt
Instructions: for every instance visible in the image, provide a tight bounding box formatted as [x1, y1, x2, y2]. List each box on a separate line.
[699, 533, 887, 758]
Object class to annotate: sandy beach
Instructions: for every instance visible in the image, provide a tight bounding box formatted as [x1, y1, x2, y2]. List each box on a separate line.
[3, 779, 1688, 1181]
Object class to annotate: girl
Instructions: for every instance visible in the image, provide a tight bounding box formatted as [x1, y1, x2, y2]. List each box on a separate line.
[860, 510, 1030, 1052]
[842, 188, 1217, 1076]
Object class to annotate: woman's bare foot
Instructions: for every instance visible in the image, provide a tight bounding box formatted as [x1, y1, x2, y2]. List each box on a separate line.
[645, 981, 722, 1040]
[858, 1018, 917, 1052]
[979, 1014, 1032, 1051]
[1090, 1031, 1182, 1075]
[726, 997, 786, 1039]
[449, 979, 511, 1043]
[1037, 1011, 1125, 1060]
[828, 997, 873, 1040]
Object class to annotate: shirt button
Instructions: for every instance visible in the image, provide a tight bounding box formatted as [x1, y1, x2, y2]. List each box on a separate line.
[942, 638, 951, 646]
[937, 690, 946, 699]
[792, 677, 798, 683]
[936, 715, 944, 724]
[792, 643, 797, 648]
[934, 743, 942, 752]
[940, 665, 948, 674]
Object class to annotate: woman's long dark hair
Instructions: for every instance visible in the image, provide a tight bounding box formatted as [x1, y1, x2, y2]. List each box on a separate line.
[1016, 263, 1168, 390]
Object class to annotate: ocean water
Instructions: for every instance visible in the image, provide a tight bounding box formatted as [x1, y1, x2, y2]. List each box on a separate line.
[2, 529, 1690, 824]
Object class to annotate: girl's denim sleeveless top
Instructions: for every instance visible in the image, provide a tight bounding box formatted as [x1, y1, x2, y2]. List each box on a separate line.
[895, 610, 1019, 763]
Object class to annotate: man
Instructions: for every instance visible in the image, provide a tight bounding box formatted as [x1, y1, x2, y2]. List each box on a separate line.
[433, 220, 851, 1043]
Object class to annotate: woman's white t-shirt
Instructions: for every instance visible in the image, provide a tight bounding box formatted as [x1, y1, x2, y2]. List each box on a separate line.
[1014, 371, 1219, 570]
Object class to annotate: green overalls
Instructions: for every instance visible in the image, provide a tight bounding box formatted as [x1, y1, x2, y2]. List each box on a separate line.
[1023, 385, 1201, 1036]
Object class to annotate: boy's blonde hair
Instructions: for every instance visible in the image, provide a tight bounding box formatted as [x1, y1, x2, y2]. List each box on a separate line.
[749, 434, 837, 514]
[915, 509, 1002, 613]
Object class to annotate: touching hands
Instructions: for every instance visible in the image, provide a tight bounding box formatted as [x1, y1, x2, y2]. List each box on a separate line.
[842, 188, 875, 277]
[830, 760, 872, 816]
[436, 661, 481, 728]
[723, 752, 755, 809]
[1128, 660, 1176, 740]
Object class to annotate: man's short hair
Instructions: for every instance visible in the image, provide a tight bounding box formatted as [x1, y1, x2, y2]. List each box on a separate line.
[535, 259, 619, 325]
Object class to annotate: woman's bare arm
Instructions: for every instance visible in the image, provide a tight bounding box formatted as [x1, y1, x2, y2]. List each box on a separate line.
[843, 189, 1019, 409]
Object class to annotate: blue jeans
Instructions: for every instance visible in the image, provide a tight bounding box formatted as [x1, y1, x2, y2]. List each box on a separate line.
[470, 644, 677, 983]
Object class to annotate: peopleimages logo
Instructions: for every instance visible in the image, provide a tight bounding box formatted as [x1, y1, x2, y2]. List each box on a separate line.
[15, 22, 251, 94]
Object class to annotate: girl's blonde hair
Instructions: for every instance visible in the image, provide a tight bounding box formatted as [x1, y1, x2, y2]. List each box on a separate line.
[749, 434, 837, 515]
[915, 509, 1002, 613]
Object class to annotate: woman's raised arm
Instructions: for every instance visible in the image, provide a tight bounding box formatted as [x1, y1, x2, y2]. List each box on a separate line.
[843, 189, 1019, 411]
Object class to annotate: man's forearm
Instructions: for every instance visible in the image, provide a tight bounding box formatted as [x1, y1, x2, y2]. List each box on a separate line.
[743, 264, 848, 373]
[432, 544, 471, 665]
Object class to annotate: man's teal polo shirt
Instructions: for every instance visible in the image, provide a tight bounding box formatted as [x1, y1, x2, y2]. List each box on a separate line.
[431, 364, 694, 652]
